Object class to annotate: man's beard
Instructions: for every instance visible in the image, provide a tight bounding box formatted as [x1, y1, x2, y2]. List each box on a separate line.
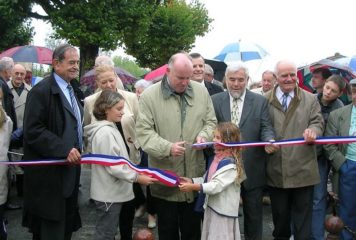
[229, 88, 245, 99]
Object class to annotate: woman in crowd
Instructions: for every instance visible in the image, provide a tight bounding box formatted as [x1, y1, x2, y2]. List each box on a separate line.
[179, 122, 245, 240]
[84, 90, 156, 240]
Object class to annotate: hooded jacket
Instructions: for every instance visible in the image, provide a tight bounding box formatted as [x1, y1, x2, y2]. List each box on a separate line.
[84, 120, 137, 203]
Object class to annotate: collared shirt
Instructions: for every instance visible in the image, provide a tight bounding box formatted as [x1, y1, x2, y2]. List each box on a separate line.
[276, 86, 295, 109]
[346, 106, 356, 161]
[229, 89, 246, 125]
[54, 73, 72, 107]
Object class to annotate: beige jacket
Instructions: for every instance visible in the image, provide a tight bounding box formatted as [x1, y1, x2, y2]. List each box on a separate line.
[136, 78, 217, 202]
[83, 88, 140, 163]
[7, 81, 32, 128]
[0, 116, 12, 204]
[265, 86, 324, 188]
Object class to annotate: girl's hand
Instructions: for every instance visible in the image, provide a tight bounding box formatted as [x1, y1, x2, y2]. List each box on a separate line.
[179, 182, 200, 192]
[136, 174, 158, 186]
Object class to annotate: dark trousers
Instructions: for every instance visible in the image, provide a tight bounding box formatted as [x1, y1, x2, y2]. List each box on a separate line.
[241, 185, 264, 240]
[269, 185, 314, 240]
[154, 197, 201, 240]
[119, 199, 135, 240]
[0, 204, 6, 240]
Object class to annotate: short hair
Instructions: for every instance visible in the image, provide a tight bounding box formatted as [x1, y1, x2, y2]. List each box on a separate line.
[225, 62, 249, 78]
[312, 68, 332, 80]
[204, 64, 214, 75]
[326, 74, 346, 92]
[52, 44, 76, 62]
[189, 52, 204, 61]
[167, 52, 192, 69]
[134, 79, 152, 90]
[94, 64, 115, 80]
[262, 70, 277, 79]
[93, 90, 124, 121]
[95, 55, 114, 67]
[0, 57, 14, 72]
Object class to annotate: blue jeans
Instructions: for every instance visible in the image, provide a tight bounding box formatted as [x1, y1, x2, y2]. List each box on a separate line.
[311, 156, 329, 240]
[339, 159, 356, 240]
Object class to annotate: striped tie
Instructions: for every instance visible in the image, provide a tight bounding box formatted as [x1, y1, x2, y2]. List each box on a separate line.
[67, 84, 83, 150]
[281, 93, 289, 112]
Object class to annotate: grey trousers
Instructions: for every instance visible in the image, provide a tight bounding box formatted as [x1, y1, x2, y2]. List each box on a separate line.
[93, 201, 123, 240]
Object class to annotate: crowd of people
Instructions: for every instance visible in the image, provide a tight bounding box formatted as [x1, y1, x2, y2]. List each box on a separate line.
[0, 43, 355, 240]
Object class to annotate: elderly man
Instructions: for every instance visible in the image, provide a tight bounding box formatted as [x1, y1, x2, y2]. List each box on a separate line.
[252, 70, 277, 95]
[212, 63, 276, 240]
[0, 57, 17, 130]
[324, 78, 356, 240]
[265, 60, 324, 240]
[23, 44, 83, 240]
[189, 53, 223, 96]
[8, 64, 32, 197]
[136, 52, 216, 240]
[204, 63, 224, 89]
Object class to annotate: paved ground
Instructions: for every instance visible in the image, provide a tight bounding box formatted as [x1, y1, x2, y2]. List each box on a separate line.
[6, 167, 275, 240]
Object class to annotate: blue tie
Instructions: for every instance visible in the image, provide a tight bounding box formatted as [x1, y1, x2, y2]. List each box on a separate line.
[281, 93, 289, 112]
[67, 84, 83, 150]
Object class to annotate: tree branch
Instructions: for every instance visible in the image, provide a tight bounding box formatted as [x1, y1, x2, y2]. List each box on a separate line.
[29, 11, 50, 21]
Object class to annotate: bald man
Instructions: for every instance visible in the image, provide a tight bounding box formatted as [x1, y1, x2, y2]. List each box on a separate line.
[136, 52, 217, 240]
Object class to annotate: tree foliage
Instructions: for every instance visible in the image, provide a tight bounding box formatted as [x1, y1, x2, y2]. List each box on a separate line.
[112, 56, 148, 79]
[0, 1, 34, 52]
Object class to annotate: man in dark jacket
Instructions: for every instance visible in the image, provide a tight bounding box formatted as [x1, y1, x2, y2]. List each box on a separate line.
[22, 44, 83, 240]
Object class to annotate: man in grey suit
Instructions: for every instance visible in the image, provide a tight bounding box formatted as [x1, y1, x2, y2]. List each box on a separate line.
[212, 63, 276, 240]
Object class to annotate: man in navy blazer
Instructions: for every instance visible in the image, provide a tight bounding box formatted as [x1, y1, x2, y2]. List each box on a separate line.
[23, 44, 83, 240]
[212, 63, 276, 240]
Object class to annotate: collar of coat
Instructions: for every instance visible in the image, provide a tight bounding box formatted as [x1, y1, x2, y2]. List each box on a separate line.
[267, 84, 301, 112]
[161, 75, 194, 103]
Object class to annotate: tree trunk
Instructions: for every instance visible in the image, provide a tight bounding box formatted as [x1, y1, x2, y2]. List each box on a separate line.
[79, 44, 99, 78]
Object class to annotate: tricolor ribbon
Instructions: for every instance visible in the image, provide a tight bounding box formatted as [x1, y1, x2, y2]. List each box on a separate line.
[192, 136, 356, 148]
[0, 154, 179, 187]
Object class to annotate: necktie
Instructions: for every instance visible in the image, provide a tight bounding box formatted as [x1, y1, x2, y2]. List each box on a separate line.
[231, 98, 239, 125]
[67, 84, 83, 150]
[281, 93, 289, 112]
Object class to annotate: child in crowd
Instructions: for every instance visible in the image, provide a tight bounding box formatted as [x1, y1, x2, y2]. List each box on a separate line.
[179, 122, 245, 240]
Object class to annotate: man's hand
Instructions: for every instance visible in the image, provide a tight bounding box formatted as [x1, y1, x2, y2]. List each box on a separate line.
[170, 141, 186, 156]
[136, 174, 158, 186]
[66, 148, 81, 164]
[303, 128, 317, 143]
[265, 139, 279, 154]
[192, 136, 207, 150]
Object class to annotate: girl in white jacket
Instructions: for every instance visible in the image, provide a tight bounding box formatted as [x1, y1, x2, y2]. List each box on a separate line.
[179, 122, 245, 240]
[84, 90, 156, 240]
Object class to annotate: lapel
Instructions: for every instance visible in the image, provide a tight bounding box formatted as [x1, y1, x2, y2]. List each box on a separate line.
[220, 92, 231, 121]
[239, 90, 253, 128]
[340, 105, 352, 136]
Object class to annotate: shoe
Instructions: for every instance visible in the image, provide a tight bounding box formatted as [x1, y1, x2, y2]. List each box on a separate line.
[6, 203, 21, 210]
[134, 205, 146, 218]
[147, 214, 156, 229]
[262, 196, 271, 205]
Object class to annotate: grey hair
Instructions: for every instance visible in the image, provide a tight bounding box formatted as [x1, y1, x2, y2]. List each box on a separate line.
[52, 44, 76, 62]
[204, 64, 214, 75]
[167, 52, 192, 69]
[225, 62, 249, 78]
[274, 60, 297, 76]
[95, 55, 114, 67]
[134, 79, 152, 90]
[0, 57, 14, 72]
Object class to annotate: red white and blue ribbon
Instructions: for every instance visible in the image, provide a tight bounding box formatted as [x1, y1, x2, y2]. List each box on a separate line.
[0, 154, 179, 187]
[192, 136, 356, 148]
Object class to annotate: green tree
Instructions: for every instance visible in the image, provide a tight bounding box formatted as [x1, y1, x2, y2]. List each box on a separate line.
[112, 56, 147, 79]
[0, 1, 34, 52]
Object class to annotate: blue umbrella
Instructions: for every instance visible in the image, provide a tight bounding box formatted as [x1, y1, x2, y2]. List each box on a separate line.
[214, 41, 268, 63]
[334, 56, 356, 72]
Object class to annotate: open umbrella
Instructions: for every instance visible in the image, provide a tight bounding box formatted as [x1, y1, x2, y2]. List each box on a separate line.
[214, 41, 268, 63]
[80, 67, 137, 92]
[144, 64, 168, 81]
[0, 45, 53, 64]
[298, 59, 356, 105]
[334, 56, 356, 72]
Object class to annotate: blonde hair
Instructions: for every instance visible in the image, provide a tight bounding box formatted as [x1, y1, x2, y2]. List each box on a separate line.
[215, 122, 244, 183]
[0, 89, 5, 128]
[94, 64, 115, 80]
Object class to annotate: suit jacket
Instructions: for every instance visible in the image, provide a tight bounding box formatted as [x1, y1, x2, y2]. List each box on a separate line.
[23, 73, 83, 221]
[212, 90, 275, 190]
[204, 80, 224, 96]
[83, 88, 140, 163]
[7, 81, 31, 128]
[0, 77, 17, 130]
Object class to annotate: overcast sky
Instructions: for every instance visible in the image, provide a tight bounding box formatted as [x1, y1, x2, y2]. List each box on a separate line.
[32, 0, 356, 79]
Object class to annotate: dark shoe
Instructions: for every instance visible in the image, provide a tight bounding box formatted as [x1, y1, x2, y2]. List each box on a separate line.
[6, 203, 21, 210]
